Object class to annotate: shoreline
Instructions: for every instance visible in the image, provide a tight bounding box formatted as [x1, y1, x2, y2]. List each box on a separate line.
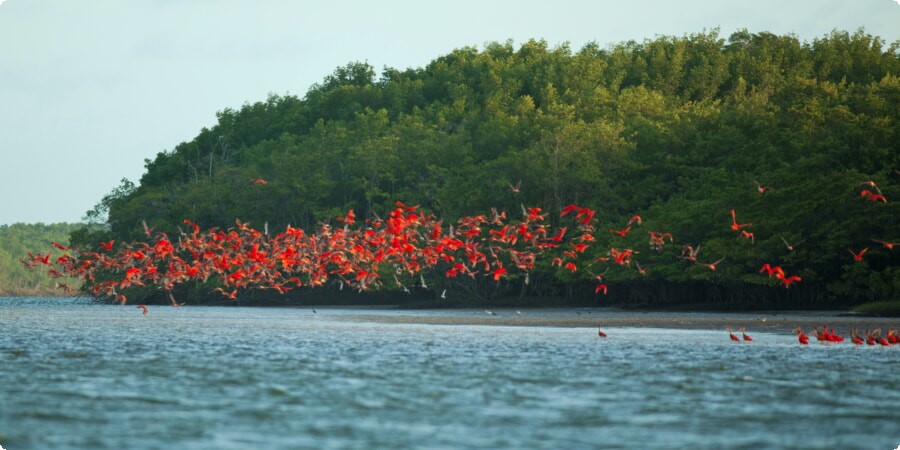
[327, 308, 898, 334]
[3, 297, 897, 334]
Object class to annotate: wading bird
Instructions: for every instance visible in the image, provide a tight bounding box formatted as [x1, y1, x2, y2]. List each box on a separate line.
[851, 328, 864, 345]
[886, 329, 899, 344]
[823, 325, 843, 342]
[795, 327, 809, 345]
[727, 327, 740, 342]
[168, 293, 184, 307]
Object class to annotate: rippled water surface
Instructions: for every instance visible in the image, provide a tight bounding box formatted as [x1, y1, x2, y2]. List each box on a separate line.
[1, 298, 898, 449]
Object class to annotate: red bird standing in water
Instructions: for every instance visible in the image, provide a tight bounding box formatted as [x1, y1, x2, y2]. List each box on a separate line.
[727, 327, 740, 342]
[795, 327, 809, 345]
[137, 305, 149, 315]
[850, 329, 864, 345]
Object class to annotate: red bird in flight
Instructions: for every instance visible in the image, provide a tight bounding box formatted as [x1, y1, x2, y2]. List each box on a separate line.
[696, 257, 725, 271]
[848, 248, 868, 262]
[730, 209, 752, 231]
[872, 239, 897, 250]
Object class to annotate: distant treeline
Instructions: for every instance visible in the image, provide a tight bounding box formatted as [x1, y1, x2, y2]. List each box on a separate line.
[0, 223, 84, 296]
[75, 29, 898, 306]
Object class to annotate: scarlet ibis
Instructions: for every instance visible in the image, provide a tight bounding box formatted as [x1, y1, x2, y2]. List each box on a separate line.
[779, 235, 800, 252]
[848, 248, 869, 262]
[780, 275, 801, 288]
[872, 239, 897, 250]
[730, 209, 752, 231]
[727, 327, 740, 342]
[795, 328, 809, 345]
[680, 245, 700, 262]
[697, 257, 726, 271]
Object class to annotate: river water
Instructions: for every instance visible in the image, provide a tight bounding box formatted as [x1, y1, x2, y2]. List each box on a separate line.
[1, 298, 898, 449]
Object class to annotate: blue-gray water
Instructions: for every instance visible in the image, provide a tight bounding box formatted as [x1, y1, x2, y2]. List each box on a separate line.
[1, 298, 898, 450]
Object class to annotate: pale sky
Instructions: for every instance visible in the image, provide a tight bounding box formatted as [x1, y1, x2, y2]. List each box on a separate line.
[1, 0, 898, 225]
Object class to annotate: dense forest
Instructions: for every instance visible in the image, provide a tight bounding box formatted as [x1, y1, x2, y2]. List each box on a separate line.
[0, 223, 84, 296]
[70, 29, 898, 307]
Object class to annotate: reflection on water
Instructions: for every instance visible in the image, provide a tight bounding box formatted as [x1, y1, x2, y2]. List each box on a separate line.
[1, 298, 898, 449]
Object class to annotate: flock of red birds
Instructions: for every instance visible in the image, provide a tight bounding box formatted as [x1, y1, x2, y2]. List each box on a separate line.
[738, 325, 900, 346]
[792, 326, 899, 346]
[22, 178, 894, 321]
[26, 198, 619, 307]
[590, 325, 899, 346]
[748, 180, 894, 287]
